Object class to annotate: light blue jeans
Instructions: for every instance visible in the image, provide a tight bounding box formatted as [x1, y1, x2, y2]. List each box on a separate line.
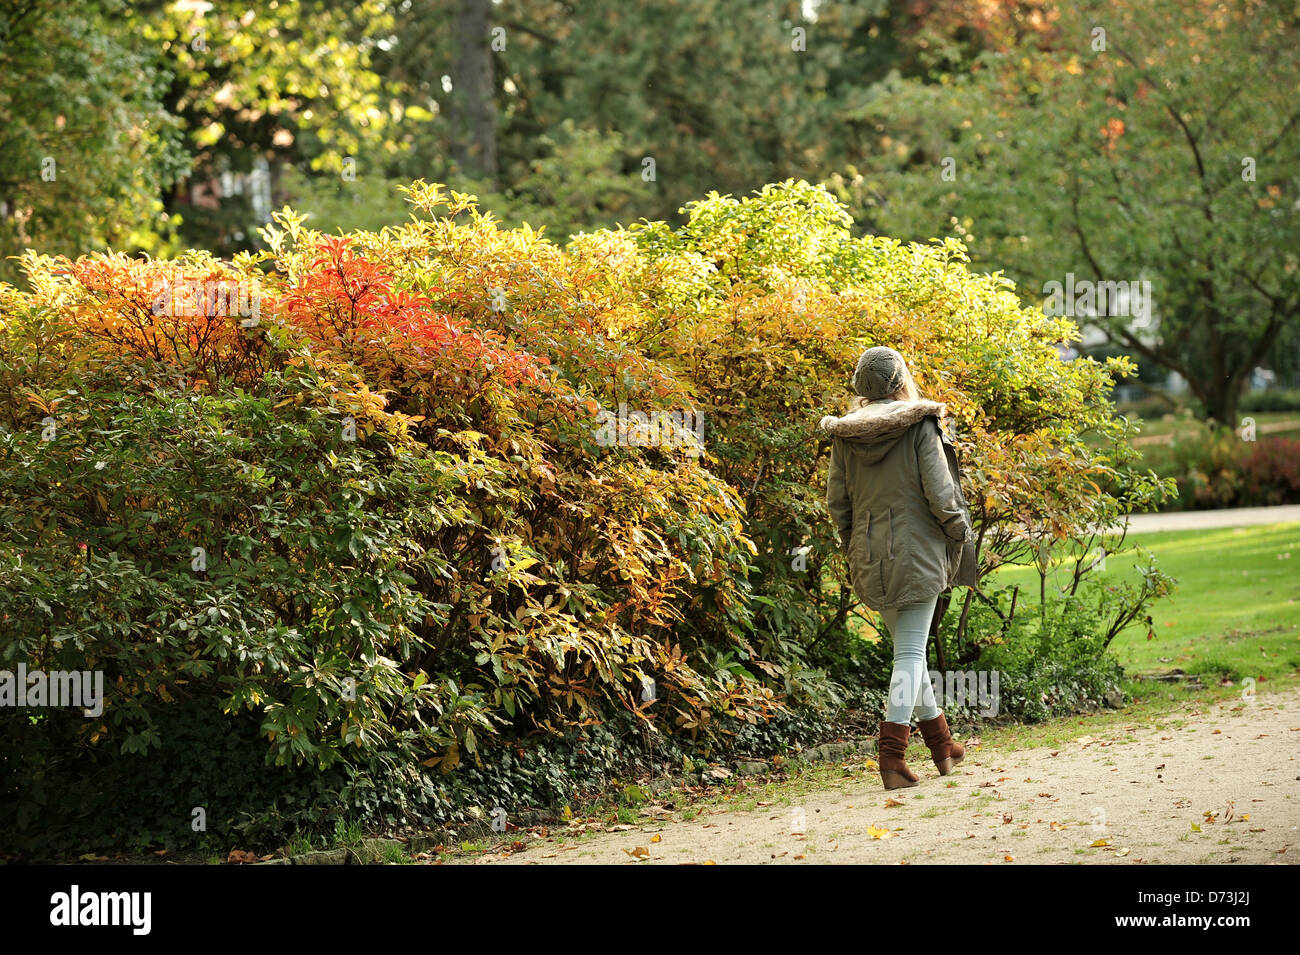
[880, 596, 942, 726]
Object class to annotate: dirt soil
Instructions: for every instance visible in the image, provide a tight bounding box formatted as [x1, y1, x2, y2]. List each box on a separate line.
[459, 687, 1300, 865]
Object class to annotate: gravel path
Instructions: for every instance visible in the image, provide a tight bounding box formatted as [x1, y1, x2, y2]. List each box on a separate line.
[462, 686, 1300, 865]
[1121, 505, 1300, 534]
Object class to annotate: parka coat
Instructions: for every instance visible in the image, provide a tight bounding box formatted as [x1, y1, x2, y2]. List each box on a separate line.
[820, 397, 978, 611]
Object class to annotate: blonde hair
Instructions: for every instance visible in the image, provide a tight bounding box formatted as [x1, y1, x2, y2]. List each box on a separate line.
[889, 361, 921, 402]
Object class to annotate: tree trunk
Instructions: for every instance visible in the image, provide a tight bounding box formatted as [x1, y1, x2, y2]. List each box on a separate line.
[929, 592, 950, 673]
[451, 0, 498, 185]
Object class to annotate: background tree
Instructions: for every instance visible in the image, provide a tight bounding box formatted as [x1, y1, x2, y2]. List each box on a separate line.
[0, 0, 185, 284]
[836, 0, 1300, 425]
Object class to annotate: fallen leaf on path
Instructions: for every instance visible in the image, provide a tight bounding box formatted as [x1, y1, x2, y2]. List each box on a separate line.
[1050, 821, 1067, 831]
[884, 798, 904, 808]
[1191, 823, 1202, 832]
[1090, 839, 1110, 848]
[624, 846, 650, 859]
[867, 824, 897, 840]
[650, 834, 662, 843]
[1003, 855, 1014, 862]
[1115, 847, 1130, 857]
[1001, 813, 1014, 824]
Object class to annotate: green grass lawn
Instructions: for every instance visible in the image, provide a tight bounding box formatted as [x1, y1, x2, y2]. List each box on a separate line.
[990, 522, 1300, 686]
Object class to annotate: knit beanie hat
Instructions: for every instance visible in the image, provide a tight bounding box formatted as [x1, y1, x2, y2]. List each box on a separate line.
[853, 346, 907, 400]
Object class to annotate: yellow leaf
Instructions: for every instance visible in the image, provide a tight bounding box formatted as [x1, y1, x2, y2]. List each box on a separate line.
[650, 834, 662, 843]
[1090, 839, 1110, 847]
[440, 743, 460, 773]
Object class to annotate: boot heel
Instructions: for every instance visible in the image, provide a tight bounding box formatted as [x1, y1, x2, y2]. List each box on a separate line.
[917, 713, 965, 777]
[881, 769, 919, 790]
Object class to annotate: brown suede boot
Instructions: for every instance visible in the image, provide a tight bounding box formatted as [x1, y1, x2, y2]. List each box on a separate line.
[916, 712, 964, 775]
[876, 721, 919, 790]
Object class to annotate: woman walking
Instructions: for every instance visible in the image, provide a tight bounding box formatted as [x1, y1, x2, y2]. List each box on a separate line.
[819, 346, 978, 789]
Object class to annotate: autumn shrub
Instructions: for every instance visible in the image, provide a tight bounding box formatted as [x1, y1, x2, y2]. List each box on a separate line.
[0, 180, 1177, 854]
[1150, 428, 1300, 510]
[1242, 438, 1300, 505]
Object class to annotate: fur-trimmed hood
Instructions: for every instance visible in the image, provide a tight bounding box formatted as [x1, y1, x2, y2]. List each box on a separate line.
[819, 397, 948, 440]
[818, 397, 948, 464]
